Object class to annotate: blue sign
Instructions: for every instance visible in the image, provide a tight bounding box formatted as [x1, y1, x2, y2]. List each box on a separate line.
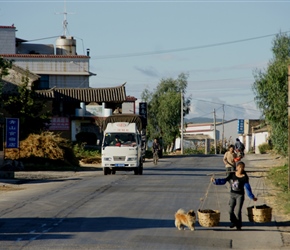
[237, 119, 244, 134]
[6, 118, 19, 148]
[139, 102, 147, 125]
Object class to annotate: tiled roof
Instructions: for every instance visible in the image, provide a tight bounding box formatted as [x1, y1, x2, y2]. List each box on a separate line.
[2, 65, 40, 93]
[36, 84, 127, 103]
[0, 25, 16, 29]
[10, 64, 39, 80]
[126, 95, 137, 101]
[1, 54, 89, 59]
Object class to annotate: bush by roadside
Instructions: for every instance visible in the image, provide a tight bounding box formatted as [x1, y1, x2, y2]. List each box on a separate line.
[4, 132, 79, 168]
[267, 163, 290, 215]
[2, 132, 102, 170]
[259, 143, 273, 154]
[74, 143, 101, 164]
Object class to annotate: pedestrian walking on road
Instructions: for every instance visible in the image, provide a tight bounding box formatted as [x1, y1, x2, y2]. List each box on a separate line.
[234, 138, 245, 158]
[211, 161, 258, 230]
[223, 144, 237, 175]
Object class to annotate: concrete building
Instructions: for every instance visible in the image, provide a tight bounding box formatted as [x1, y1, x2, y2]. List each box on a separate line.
[0, 25, 16, 54]
[0, 24, 138, 146]
[0, 25, 95, 89]
[178, 119, 267, 154]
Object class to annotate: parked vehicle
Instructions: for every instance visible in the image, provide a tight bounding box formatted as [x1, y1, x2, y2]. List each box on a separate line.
[101, 114, 146, 175]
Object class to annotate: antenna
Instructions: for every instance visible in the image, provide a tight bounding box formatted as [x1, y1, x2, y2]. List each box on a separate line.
[55, 0, 74, 37]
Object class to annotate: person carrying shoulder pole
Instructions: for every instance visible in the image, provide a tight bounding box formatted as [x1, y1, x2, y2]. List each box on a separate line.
[211, 161, 257, 230]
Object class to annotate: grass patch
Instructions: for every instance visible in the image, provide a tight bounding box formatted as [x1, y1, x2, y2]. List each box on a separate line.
[73, 144, 101, 165]
[268, 164, 288, 192]
[267, 164, 290, 214]
[73, 144, 101, 159]
[259, 143, 273, 154]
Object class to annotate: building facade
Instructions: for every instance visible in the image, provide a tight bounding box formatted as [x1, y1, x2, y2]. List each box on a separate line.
[0, 25, 94, 89]
[180, 119, 266, 154]
[0, 25, 138, 146]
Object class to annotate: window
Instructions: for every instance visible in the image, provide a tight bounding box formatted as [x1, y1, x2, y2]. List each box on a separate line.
[38, 75, 49, 89]
[103, 133, 137, 147]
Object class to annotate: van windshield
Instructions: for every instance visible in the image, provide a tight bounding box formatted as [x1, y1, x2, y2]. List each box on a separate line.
[103, 133, 137, 147]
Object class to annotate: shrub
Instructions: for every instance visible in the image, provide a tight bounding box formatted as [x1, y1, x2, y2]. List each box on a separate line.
[268, 164, 288, 192]
[184, 147, 204, 155]
[5, 131, 79, 167]
[73, 143, 101, 158]
[258, 143, 272, 154]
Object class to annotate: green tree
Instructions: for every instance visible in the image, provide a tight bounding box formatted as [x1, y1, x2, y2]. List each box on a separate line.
[2, 72, 51, 140]
[141, 73, 191, 151]
[0, 57, 12, 80]
[252, 32, 290, 156]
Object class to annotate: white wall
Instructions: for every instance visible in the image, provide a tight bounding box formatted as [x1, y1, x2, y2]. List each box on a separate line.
[182, 119, 266, 153]
[252, 131, 269, 154]
[50, 75, 89, 88]
[11, 57, 91, 88]
[122, 102, 134, 114]
[0, 27, 15, 54]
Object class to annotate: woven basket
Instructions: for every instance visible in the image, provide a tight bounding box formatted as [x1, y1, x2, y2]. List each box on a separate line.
[247, 204, 272, 223]
[198, 209, 220, 227]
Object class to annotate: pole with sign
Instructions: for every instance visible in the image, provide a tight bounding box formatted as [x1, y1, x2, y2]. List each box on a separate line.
[139, 102, 147, 126]
[237, 119, 244, 134]
[6, 118, 20, 153]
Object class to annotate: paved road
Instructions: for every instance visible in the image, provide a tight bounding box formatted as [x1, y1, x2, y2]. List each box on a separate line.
[0, 154, 286, 249]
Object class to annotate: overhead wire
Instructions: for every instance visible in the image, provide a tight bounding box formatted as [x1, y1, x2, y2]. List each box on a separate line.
[24, 36, 60, 42]
[191, 98, 260, 113]
[90, 30, 290, 60]
[17, 25, 272, 118]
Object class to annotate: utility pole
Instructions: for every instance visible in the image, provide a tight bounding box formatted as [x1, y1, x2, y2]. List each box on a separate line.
[213, 109, 217, 154]
[222, 104, 225, 152]
[181, 91, 184, 155]
[288, 66, 290, 190]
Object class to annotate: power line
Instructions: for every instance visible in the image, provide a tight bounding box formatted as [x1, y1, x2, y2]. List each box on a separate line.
[191, 98, 260, 112]
[91, 31, 290, 60]
[25, 36, 60, 42]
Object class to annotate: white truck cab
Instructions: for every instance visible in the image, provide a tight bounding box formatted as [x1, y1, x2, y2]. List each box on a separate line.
[101, 120, 144, 175]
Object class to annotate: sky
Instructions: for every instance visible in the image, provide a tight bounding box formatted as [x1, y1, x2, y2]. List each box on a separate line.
[0, 0, 289, 121]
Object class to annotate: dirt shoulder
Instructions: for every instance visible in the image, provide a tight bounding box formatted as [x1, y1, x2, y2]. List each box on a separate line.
[245, 153, 289, 216]
[245, 153, 290, 247]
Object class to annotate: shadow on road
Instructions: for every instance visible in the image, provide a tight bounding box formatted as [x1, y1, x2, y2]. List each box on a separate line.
[0, 216, 288, 241]
[0, 177, 82, 185]
[0, 217, 173, 241]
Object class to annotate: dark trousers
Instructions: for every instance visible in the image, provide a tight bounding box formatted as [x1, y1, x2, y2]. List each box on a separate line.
[228, 192, 244, 228]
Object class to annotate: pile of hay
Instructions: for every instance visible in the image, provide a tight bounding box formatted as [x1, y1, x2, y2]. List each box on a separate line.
[5, 132, 79, 167]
